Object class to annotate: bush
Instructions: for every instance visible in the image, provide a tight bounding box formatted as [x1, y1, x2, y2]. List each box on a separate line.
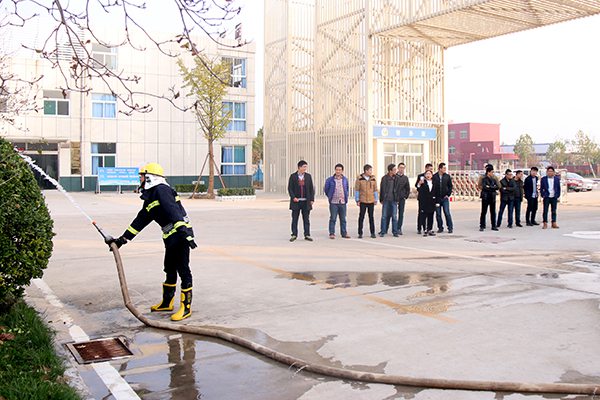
[217, 187, 256, 196]
[175, 183, 207, 193]
[0, 138, 54, 310]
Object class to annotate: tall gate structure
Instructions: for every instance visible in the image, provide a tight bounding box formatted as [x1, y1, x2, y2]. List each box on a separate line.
[264, 0, 600, 193]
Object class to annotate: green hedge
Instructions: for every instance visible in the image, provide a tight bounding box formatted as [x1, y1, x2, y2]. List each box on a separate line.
[217, 187, 255, 196]
[174, 184, 207, 193]
[0, 138, 54, 310]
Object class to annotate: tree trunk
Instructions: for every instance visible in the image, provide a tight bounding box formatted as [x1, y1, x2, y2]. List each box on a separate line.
[208, 139, 215, 199]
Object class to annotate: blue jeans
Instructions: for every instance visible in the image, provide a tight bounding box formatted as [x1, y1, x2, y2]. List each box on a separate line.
[380, 201, 398, 235]
[329, 203, 347, 235]
[543, 197, 558, 223]
[397, 198, 406, 233]
[436, 197, 453, 231]
[497, 199, 514, 227]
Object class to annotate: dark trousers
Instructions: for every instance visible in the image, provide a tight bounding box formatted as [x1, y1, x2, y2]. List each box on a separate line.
[164, 241, 192, 289]
[291, 201, 311, 237]
[397, 198, 406, 233]
[543, 197, 558, 223]
[358, 203, 375, 235]
[480, 198, 496, 229]
[419, 210, 434, 232]
[514, 200, 522, 224]
[525, 197, 538, 223]
[497, 199, 514, 227]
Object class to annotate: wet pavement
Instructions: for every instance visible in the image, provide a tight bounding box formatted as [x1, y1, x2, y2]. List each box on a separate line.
[25, 190, 600, 399]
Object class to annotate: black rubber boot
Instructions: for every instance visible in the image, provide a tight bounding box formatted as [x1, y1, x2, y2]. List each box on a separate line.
[150, 283, 176, 312]
[171, 287, 192, 321]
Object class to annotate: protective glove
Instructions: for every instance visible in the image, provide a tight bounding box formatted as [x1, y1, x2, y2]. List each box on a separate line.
[188, 240, 198, 250]
[107, 236, 128, 251]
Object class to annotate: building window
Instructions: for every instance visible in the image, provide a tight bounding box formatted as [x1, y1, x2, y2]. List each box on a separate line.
[460, 130, 468, 139]
[448, 130, 455, 139]
[449, 145, 456, 154]
[43, 90, 69, 116]
[383, 142, 423, 178]
[92, 44, 117, 70]
[92, 93, 117, 118]
[221, 145, 246, 175]
[223, 101, 246, 131]
[91, 142, 116, 175]
[222, 57, 247, 88]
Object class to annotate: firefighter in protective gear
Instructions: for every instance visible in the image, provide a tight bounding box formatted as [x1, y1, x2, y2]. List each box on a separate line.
[109, 163, 197, 321]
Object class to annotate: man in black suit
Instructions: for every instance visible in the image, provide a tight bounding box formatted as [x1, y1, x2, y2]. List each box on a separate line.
[523, 166, 540, 226]
[288, 160, 315, 242]
[432, 162, 454, 233]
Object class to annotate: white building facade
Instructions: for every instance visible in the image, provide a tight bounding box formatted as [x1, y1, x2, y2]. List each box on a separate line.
[1, 31, 256, 191]
[264, 0, 600, 193]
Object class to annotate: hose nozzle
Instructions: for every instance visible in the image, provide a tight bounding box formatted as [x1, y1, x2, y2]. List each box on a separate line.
[92, 221, 114, 243]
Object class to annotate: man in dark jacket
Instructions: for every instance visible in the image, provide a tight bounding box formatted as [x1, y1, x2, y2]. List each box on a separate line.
[109, 163, 197, 321]
[540, 166, 561, 229]
[479, 165, 499, 231]
[497, 169, 517, 228]
[432, 162, 453, 233]
[288, 160, 315, 242]
[396, 162, 410, 235]
[379, 163, 400, 237]
[513, 170, 525, 227]
[415, 163, 434, 234]
[524, 166, 540, 226]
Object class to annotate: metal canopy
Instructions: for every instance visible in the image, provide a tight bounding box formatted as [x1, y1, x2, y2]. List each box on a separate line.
[371, 0, 600, 48]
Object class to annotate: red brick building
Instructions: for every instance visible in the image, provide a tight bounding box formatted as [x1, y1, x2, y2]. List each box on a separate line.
[448, 122, 518, 170]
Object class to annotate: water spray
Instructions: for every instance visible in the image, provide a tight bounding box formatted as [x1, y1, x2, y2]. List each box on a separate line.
[17, 147, 600, 395]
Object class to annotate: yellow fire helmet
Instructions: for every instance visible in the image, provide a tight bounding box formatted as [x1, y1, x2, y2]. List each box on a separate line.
[140, 162, 165, 177]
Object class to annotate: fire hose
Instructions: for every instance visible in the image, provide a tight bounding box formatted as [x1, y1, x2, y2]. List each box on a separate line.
[92, 221, 600, 396]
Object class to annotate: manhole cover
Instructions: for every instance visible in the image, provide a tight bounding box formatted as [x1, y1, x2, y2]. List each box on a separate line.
[66, 337, 133, 364]
[465, 236, 516, 244]
[436, 235, 466, 239]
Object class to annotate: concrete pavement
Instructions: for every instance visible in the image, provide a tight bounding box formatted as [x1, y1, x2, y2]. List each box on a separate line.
[26, 189, 600, 399]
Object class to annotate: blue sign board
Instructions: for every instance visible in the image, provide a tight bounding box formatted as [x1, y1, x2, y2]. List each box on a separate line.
[373, 125, 437, 140]
[98, 167, 140, 186]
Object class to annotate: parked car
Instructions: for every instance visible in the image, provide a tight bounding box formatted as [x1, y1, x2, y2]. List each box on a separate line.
[567, 172, 594, 191]
[566, 173, 585, 192]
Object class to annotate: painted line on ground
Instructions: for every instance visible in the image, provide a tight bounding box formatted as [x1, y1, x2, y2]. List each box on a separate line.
[353, 238, 575, 273]
[32, 279, 140, 400]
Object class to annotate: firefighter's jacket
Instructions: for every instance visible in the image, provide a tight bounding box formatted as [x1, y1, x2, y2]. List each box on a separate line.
[122, 183, 196, 248]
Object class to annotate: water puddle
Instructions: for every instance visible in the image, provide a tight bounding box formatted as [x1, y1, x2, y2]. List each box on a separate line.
[283, 271, 449, 289]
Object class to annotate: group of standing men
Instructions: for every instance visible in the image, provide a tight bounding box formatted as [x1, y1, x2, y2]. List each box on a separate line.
[287, 160, 454, 241]
[479, 165, 561, 231]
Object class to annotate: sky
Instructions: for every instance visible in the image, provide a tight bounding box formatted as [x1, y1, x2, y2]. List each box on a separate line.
[239, 1, 600, 145]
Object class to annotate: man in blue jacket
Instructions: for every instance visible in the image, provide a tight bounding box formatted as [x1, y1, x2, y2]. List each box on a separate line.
[324, 163, 350, 239]
[540, 166, 561, 229]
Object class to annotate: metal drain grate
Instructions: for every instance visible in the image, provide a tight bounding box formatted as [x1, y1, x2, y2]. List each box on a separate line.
[66, 337, 133, 364]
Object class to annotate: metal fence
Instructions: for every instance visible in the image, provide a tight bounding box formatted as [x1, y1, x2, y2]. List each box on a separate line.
[449, 170, 482, 201]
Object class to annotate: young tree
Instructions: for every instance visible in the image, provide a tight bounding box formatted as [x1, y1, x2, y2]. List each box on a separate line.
[572, 130, 600, 167]
[546, 139, 569, 167]
[513, 133, 535, 167]
[178, 55, 231, 199]
[252, 127, 263, 165]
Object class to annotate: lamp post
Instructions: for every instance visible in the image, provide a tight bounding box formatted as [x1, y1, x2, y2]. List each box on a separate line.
[469, 152, 475, 170]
